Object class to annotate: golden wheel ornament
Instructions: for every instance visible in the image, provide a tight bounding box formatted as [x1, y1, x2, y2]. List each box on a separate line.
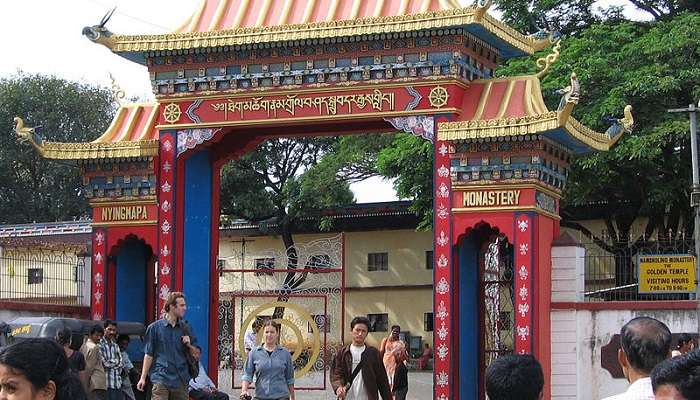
[238, 301, 321, 379]
[163, 103, 181, 123]
[429, 86, 449, 108]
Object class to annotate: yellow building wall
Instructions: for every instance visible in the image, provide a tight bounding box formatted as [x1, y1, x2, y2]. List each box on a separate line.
[344, 229, 433, 288]
[218, 229, 435, 349]
[345, 287, 434, 348]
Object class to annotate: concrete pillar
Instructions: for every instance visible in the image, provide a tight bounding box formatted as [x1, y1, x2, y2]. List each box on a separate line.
[550, 232, 585, 399]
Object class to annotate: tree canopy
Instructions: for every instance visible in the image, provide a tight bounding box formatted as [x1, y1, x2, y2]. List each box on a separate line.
[0, 74, 114, 224]
[376, 8, 699, 238]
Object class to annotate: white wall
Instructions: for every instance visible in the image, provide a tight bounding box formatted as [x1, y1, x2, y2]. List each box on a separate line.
[550, 242, 699, 400]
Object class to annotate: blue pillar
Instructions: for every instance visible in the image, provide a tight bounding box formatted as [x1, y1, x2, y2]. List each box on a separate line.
[116, 241, 147, 323]
[182, 150, 212, 368]
[458, 237, 479, 400]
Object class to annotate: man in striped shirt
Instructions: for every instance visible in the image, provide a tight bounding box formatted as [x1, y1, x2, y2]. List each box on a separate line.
[100, 320, 124, 400]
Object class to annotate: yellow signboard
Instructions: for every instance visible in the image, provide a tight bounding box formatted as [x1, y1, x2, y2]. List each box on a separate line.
[638, 255, 697, 293]
[10, 324, 31, 337]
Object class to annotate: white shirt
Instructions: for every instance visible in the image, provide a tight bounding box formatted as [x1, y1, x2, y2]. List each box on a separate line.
[347, 344, 367, 400]
[188, 362, 216, 392]
[244, 329, 257, 351]
[602, 377, 654, 400]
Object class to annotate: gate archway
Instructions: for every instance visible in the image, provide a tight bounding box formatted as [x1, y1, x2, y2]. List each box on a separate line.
[17, 1, 629, 398]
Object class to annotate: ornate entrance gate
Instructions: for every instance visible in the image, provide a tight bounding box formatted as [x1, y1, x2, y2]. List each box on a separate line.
[216, 235, 344, 392]
[480, 235, 515, 388]
[18, 1, 630, 398]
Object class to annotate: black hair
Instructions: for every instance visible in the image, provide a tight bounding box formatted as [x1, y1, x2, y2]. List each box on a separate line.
[391, 325, 401, 332]
[116, 334, 130, 344]
[0, 338, 87, 400]
[677, 333, 693, 349]
[485, 354, 544, 400]
[651, 349, 700, 399]
[350, 316, 370, 330]
[103, 319, 117, 329]
[56, 327, 72, 346]
[620, 316, 672, 374]
[89, 324, 104, 335]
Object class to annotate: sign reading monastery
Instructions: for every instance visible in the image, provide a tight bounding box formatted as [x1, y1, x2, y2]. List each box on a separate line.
[462, 190, 521, 207]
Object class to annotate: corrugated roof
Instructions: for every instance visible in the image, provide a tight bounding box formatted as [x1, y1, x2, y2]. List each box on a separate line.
[438, 74, 627, 153]
[16, 104, 159, 161]
[86, 1, 551, 60]
[174, 0, 462, 33]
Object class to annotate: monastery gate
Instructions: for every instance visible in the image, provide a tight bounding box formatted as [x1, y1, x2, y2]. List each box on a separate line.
[16, 1, 630, 398]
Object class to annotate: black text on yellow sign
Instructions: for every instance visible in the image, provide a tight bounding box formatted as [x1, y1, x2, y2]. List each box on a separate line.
[638, 255, 696, 294]
[100, 205, 149, 222]
[462, 190, 521, 207]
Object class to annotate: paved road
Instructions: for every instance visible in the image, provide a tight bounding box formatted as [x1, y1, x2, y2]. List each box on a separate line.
[218, 369, 434, 399]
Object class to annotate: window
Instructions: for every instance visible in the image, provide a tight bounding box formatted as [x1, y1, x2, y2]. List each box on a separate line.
[426, 250, 434, 270]
[309, 314, 331, 333]
[28, 268, 43, 284]
[367, 313, 388, 332]
[367, 252, 388, 271]
[254, 258, 275, 276]
[424, 312, 434, 332]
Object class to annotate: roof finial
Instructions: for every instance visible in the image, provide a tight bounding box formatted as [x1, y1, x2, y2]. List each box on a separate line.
[605, 105, 634, 141]
[13, 117, 44, 154]
[535, 39, 561, 78]
[474, 0, 493, 20]
[109, 73, 127, 106]
[557, 72, 580, 111]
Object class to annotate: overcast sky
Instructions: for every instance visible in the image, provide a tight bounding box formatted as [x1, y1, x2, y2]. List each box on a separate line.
[0, 0, 648, 203]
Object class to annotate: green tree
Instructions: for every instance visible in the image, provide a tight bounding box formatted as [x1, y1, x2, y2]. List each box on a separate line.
[493, 0, 700, 36]
[220, 135, 391, 304]
[377, 133, 434, 230]
[0, 74, 114, 224]
[498, 13, 700, 286]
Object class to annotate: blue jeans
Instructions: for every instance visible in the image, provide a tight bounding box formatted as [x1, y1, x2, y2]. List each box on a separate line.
[107, 388, 124, 400]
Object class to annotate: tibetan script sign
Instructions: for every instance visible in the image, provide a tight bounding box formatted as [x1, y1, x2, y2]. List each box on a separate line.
[211, 89, 395, 120]
[160, 84, 464, 126]
[638, 255, 696, 293]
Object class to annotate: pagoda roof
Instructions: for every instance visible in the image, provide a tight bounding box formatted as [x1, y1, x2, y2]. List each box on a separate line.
[438, 74, 626, 153]
[15, 103, 159, 161]
[87, 0, 551, 63]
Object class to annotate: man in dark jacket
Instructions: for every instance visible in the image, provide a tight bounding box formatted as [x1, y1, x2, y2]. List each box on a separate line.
[331, 316, 391, 400]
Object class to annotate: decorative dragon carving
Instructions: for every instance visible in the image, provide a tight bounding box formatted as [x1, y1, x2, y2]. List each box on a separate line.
[605, 105, 634, 139]
[82, 8, 116, 48]
[13, 117, 44, 154]
[557, 72, 580, 111]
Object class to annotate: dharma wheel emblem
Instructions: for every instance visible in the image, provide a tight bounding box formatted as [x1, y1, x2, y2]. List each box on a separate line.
[163, 103, 182, 123]
[429, 86, 449, 108]
[239, 301, 321, 379]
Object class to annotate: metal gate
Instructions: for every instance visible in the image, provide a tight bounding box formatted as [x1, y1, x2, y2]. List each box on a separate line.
[216, 234, 344, 393]
[480, 234, 515, 379]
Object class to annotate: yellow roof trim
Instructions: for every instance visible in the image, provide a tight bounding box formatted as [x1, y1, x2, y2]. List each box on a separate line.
[438, 74, 624, 152]
[99, 7, 551, 56]
[33, 140, 159, 161]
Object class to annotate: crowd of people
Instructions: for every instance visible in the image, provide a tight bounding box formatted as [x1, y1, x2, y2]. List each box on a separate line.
[1, 293, 699, 400]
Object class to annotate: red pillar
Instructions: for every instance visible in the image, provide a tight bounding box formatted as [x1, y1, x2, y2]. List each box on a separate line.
[157, 131, 177, 316]
[90, 228, 107, 320]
